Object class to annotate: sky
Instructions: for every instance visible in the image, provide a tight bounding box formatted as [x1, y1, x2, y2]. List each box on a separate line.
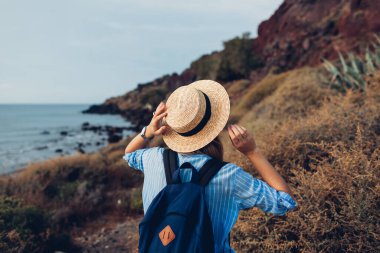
[0, 0, 281, 104]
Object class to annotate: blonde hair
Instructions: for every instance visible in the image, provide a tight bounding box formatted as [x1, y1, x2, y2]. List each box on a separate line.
[192, 136, 224, 161]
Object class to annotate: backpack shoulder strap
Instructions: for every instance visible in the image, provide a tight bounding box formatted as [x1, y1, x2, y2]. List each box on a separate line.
[163, 149, 178, 185]
[199, 158, 228, 186]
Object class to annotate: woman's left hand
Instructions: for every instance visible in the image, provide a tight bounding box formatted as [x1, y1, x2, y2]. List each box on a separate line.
[146, 102, 168, 138]
[228, 124, 256, 156]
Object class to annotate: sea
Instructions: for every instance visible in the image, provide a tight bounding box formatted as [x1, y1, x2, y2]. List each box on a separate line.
[0, 104, 131, 174]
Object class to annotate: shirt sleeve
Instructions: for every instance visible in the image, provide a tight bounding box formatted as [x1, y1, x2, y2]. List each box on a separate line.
[123, 148, 149, 172]
[233, 167, 296, 215]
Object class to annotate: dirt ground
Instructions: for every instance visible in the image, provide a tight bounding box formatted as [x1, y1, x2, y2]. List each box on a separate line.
[72, 214, 142, 253]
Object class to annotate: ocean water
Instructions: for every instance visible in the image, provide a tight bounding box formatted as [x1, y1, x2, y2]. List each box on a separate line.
[0, 104, 131, 174]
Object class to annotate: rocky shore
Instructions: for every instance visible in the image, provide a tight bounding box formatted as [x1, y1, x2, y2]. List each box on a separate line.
[44, 122, 133, 156]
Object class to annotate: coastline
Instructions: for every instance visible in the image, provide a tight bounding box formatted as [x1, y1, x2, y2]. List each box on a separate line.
[0, 104, 135, 175]
[0, 123, 137, 177]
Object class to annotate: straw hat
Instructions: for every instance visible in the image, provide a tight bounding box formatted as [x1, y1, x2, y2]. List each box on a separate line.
[162, 80, 230, 153]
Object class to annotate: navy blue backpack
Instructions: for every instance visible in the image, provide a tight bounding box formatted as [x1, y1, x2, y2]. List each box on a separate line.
[138, 149, 228, 253]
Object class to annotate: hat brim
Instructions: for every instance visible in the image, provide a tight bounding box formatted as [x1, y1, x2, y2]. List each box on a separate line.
[163, 80, 230, 153]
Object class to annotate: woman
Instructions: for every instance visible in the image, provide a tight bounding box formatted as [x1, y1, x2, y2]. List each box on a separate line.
[124, 80, 296, 253]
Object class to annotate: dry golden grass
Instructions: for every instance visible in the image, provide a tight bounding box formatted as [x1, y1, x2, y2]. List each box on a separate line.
[231, 72, 285, 118]
[223, 67, 334, 173]
[225, 79, 252, 102]
[0, 137, 143, 229]
[225, 70, 380, 252]
[240, 68, 330, 123]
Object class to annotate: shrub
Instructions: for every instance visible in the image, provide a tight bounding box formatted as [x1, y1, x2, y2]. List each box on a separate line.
[140, 87, 167, 106]
[323, 34, 380, 92]
[190, 52, 222, 80]
[129, 187, 143, 213]
[0, 197, 80, 253]
[217, 32, 264, 81]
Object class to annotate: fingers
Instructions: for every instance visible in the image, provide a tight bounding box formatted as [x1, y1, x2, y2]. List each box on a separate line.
[231, 125, 246, 143]
[228, 124, 249, 145]
[227, 124, 256, 155]
[227, 125, 236, 139]
[154, 102, 166, 118]
[155, 125, 167, 135]
[228, 125, 241, 146]
[154, 111, 167, 121]
[152, 102, 167, 126]
[231, 125, 244, 136]
[235, 125, 248, 137]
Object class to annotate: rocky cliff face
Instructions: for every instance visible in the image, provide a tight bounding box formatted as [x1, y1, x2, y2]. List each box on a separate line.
[84, 0, 380, 128]
[253, 0, 380, 72]
[84, 71, 197, 129]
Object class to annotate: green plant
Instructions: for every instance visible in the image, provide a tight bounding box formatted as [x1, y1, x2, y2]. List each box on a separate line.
[190, 52, 222, 80]
[58, 181, 79, 202]
[0, 197, 48, 253]
[0, 196, 83, 253]
[140, 87, 167, 107]
[129, 188, 143, 213]
[217, 32, 264, 82]
[323, 34, 380, 92]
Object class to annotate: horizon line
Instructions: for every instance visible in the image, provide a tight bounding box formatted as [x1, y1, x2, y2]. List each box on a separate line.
[0, 103, 96, 105]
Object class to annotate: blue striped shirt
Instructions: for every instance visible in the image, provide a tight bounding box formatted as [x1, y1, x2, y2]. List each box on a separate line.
[124, 147, 296, 253]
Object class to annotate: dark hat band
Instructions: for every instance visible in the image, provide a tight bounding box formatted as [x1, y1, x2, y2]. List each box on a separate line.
[178, 92, 211, 137]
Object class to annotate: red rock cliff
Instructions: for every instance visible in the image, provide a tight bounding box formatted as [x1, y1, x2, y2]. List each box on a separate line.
[253, 0, 380, 72]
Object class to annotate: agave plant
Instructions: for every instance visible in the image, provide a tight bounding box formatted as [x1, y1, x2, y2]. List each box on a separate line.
[323, 34, 380, 92]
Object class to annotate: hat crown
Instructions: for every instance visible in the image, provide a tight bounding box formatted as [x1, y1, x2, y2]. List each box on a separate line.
[166, 86, 206, 134]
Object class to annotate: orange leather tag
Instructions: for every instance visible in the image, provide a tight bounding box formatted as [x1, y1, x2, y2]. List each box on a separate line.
[159, 225, 176, 246]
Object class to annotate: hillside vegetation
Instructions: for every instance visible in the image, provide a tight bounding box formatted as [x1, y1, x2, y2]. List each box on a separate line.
[1, 67, 379, 252]
[225, 68, 380, 252]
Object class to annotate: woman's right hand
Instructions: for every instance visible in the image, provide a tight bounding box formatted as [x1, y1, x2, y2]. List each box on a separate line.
[228, 124, 257, 156]
[146, 102, 168, 138]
